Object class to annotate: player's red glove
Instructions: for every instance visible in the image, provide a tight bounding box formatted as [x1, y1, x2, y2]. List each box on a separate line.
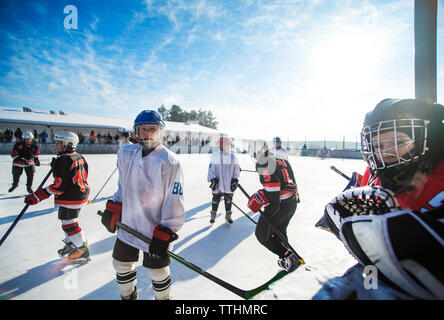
[247, 189, 269, 213]
[101, 200, 122, 233]
[149, 225, 178, 257]
[24, 187, 50, 205]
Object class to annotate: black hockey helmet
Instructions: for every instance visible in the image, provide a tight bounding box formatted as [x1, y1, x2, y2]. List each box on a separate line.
[361, 98, 444, 192]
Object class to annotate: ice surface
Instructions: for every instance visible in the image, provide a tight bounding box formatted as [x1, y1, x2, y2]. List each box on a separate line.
[0, 153, 368, 300]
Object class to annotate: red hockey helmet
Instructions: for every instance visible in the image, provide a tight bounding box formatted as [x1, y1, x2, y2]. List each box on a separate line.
[219, 137, 232, 149]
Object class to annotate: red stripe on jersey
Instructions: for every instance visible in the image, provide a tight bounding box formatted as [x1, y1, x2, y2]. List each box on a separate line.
[55, 199, 88, 206]
[263, 182, 281, 187]
[276, 159, 288, 167]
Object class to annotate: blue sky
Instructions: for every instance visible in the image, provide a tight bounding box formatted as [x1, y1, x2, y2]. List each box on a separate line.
[0, 0, 443, 141]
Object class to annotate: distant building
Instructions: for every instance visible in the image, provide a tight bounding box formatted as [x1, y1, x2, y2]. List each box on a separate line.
[0, 106, 226, 153]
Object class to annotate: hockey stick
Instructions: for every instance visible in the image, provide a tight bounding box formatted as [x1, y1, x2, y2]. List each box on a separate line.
[222, 194, 258, 225]
[0, 168, 53, 247]
[88, 166, 117, 204]
[241, 168, 257, 173]
[237, 183, 305, 265]
[329, 165, 351, 181]
[97, 210, 287, 299]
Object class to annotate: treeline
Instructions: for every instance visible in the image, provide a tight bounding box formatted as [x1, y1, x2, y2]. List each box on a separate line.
[157, 104, 218, 130]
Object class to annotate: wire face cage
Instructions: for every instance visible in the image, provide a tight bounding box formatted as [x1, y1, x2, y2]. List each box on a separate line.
[361, 119, 428, 171]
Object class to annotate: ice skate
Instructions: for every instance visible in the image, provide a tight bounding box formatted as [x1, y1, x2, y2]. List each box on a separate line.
[225, 211, 233, 225]
[210, 210, 216, 224]
[8, 184, 18, 193]
[122, 287, 139, 300]
[278, 252, 301, 273]
[58, 239, 76, 257]
[65, 241, 90, 263]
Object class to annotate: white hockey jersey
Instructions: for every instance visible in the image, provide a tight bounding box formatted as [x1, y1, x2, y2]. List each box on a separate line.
[207, 150, 240, 194]
[270, 146, 289, 160]
[112, 144, 185, 252]
[118, 140, 133, 149]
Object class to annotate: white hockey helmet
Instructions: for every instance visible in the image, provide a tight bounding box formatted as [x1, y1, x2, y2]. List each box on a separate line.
[22, 131, 34, 140]
[249, 139, 269, 162]
[54, 131, 79, 154]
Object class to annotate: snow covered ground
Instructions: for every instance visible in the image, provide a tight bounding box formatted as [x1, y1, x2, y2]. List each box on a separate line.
[0, 153, 368, 300]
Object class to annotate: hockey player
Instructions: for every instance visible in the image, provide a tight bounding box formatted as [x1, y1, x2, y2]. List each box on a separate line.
[118, 132, 132, 149]
[360, 98, 444, 210]
[100, 110, 185, 300]
[270, 137, 288, 160]
[320, 98, 444, 299]
[247, 140, 301, 273]
[9, 131, 40, 193]
[24, 131, 90, 261]
[207, 137, 240, 224]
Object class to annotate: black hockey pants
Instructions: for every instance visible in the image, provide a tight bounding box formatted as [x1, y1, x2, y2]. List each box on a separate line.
[255, 196, 297, 258]
[211, 193, 233, 212]
[12, 165, 35, 188]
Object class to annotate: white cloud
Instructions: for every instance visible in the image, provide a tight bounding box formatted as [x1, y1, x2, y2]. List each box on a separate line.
[1, 0, 440, 141]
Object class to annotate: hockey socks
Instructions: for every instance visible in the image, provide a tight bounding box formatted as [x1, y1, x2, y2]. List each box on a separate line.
[113, 259, 137, 299]
[148, 267, 171, 300]
[61, 219, 85, 248]
[113, 260, 172, 300]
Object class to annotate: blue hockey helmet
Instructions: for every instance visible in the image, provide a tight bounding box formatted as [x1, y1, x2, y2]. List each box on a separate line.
[133, 110, 165, 129]
[273, 137, 281, 144]
[134, 110, 165, 148]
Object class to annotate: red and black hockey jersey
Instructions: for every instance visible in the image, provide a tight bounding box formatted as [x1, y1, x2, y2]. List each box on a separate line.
[11, 141, 40, 167]
[46, 152, 90, 209]
[396, 161, 444, 212]
[256, 156, 300, 205]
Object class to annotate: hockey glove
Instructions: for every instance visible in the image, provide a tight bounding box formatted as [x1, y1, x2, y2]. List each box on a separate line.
[101, 200, 122, 233]
[34, 157, 40, 166]
[340, 205, 444, 300]
[247, 189, 269, 213]
[317, 186, 400, 239]
[209, 178, 218, 191]
[25, 187, 51, 205]
[230, 178, 239, 192]
[149, 225, 178, 257]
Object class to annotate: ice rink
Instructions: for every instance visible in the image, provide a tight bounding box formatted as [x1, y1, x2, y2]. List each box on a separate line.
[0, 153, 368, 300]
